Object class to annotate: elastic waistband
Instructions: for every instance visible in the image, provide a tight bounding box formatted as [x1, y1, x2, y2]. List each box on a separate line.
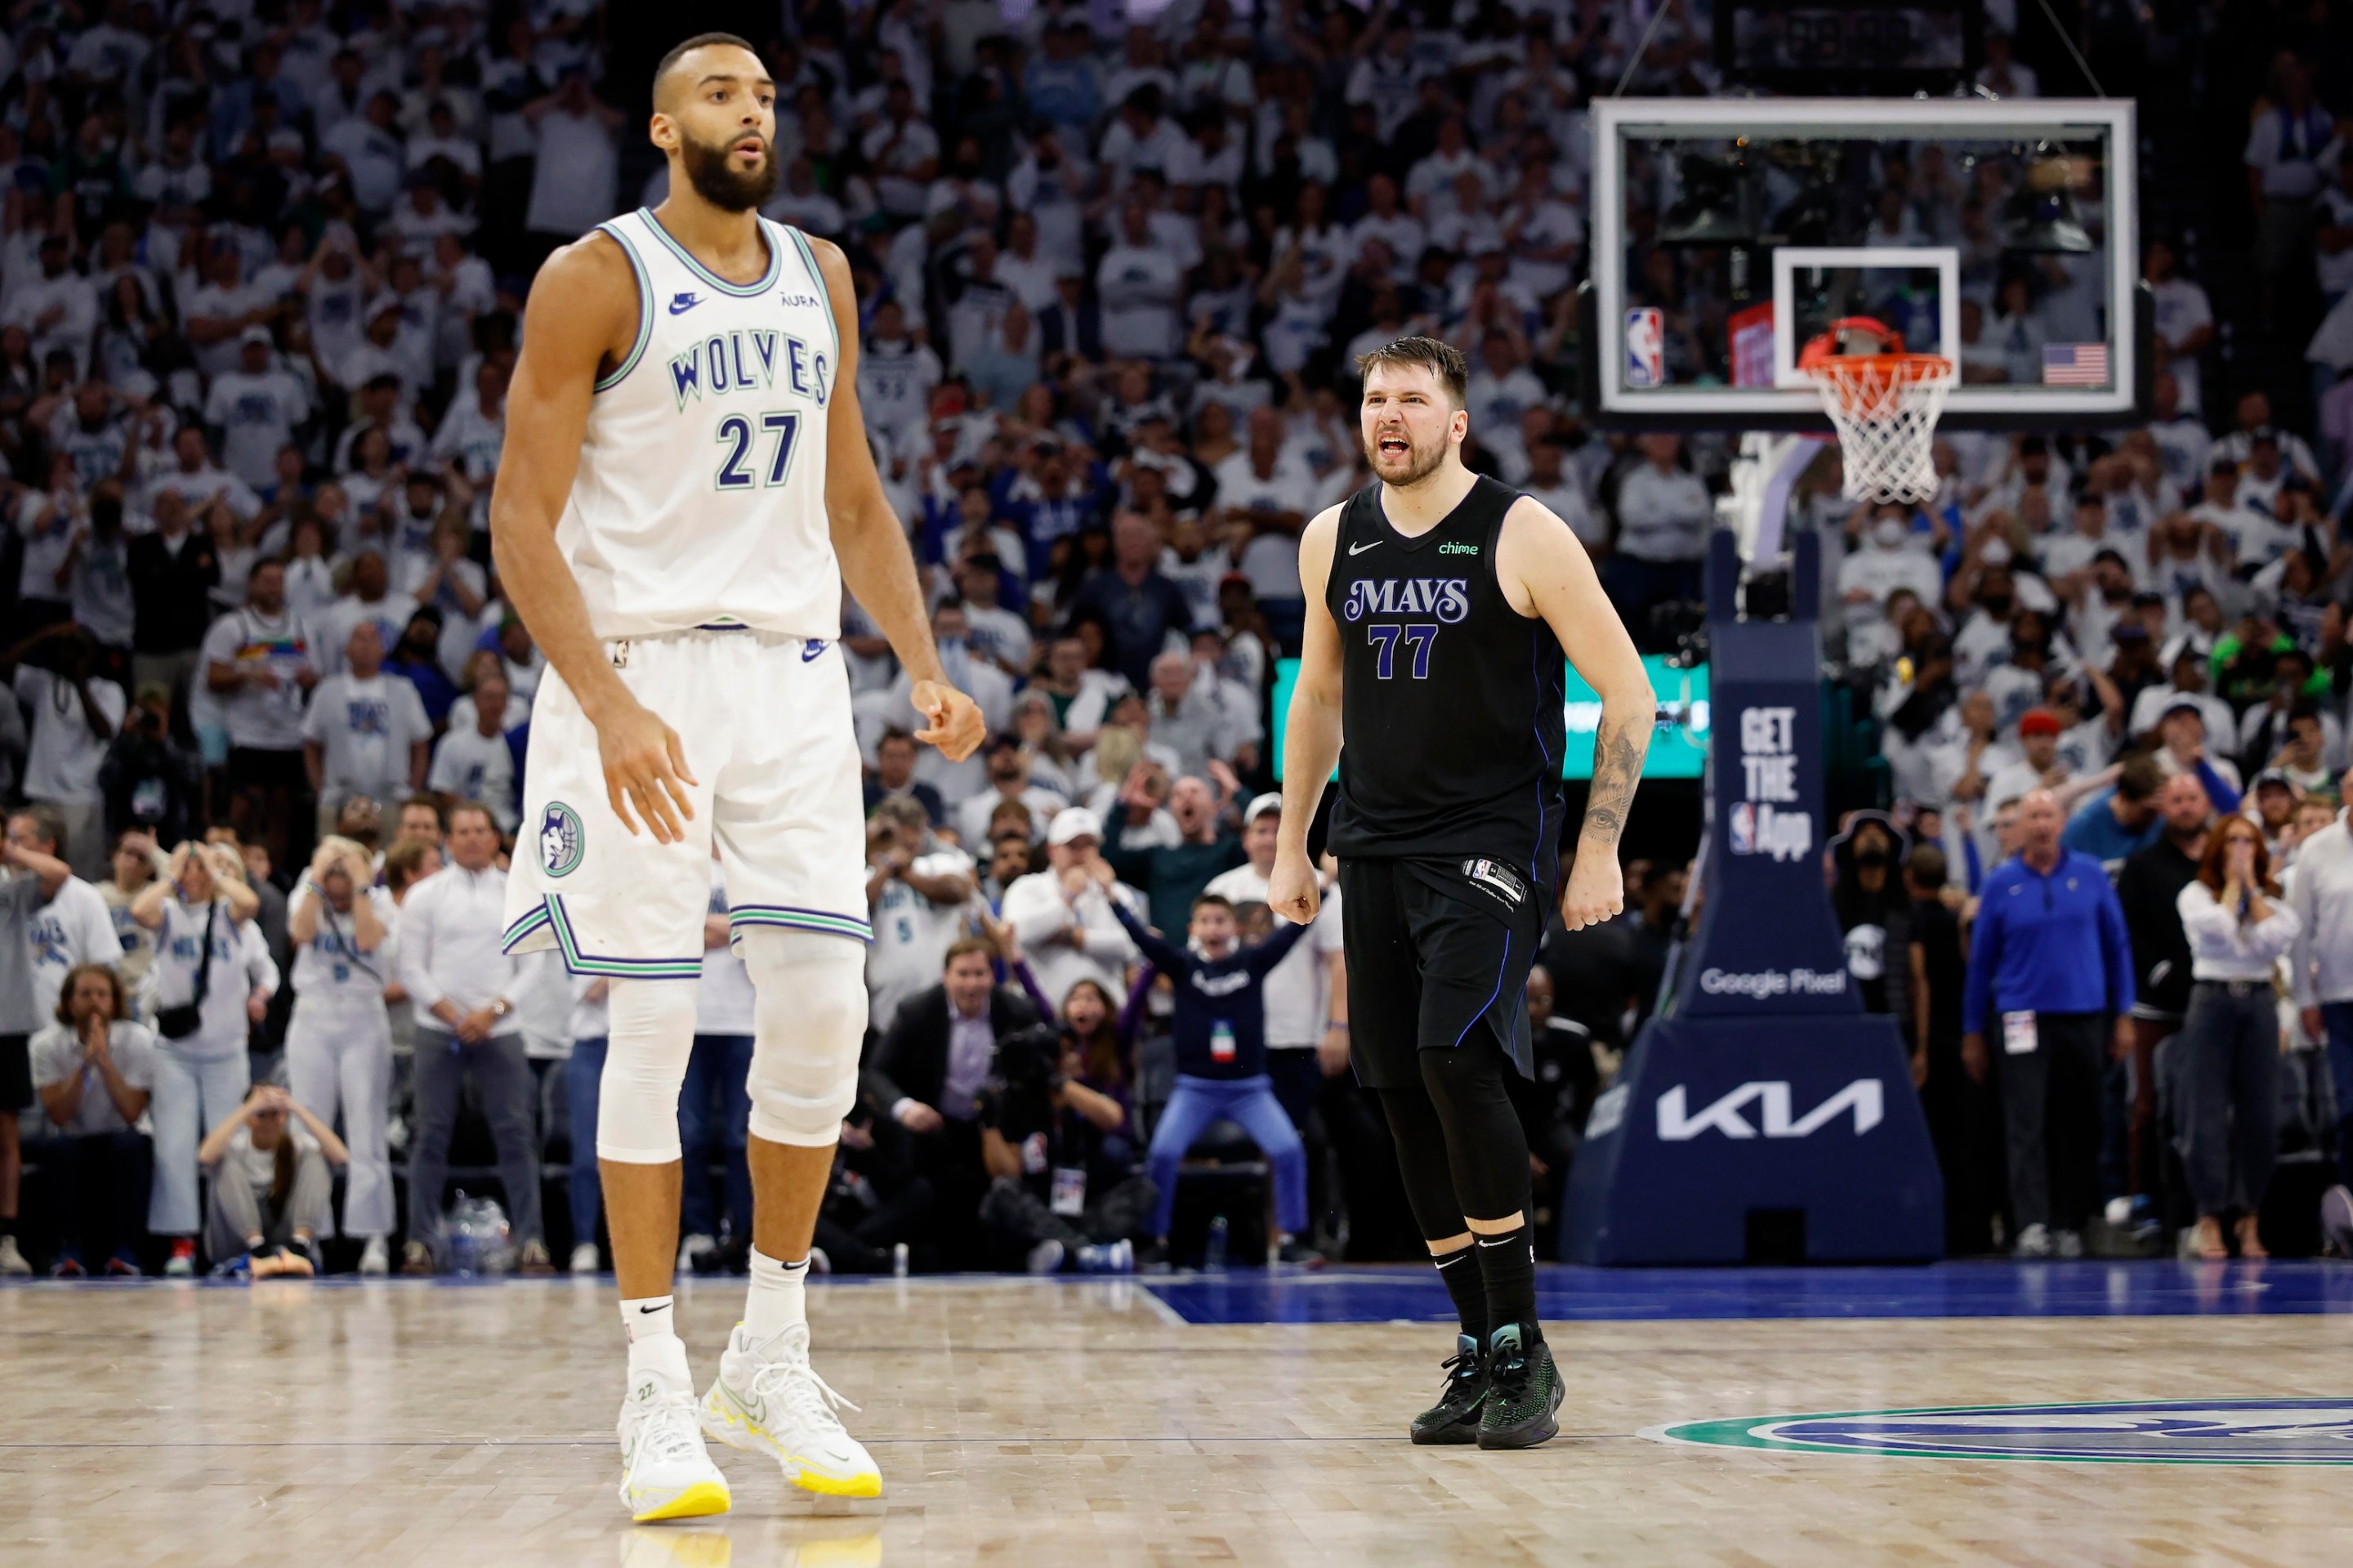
[2194, 978, 2271, 998]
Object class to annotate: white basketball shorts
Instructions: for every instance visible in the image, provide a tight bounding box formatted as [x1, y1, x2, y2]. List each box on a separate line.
[502, 628, 870, 976]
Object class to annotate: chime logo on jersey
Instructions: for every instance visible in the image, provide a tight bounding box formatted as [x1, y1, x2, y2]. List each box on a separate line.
[666, 329, 831, 412]
[538, 802, 585, 878]
[1341, 577, 1471, 623]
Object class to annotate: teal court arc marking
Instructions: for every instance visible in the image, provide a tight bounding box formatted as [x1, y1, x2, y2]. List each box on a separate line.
[1646, 1398, 2353, 1464]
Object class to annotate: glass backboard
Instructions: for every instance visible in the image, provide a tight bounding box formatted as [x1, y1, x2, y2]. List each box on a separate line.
[1588, 98, 2142, 431]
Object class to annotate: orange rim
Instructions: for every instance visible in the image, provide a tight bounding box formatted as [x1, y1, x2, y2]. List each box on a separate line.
[1802, 352, 1954, 414]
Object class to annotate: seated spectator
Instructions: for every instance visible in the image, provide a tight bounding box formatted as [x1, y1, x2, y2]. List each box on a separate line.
[1113, 892, 1315, 1266]
[976, 1023, 1151, 1272]
[1000, 808, 1141, 1015]
[954, 735, 1065, 847]
[26, 962, 154, 1276]
[864, 798, 978, 1033]
[197, 1083, 349, 1277]
[862, 937, 1040, 1268]
[863, 726, 946, 825]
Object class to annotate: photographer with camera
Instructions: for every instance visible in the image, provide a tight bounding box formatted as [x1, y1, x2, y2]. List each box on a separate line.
[285, 835, 397, 1274]
[976, 1021, 1153, 1274]
[97, 682, 205, 851]
[130, 838, 276, 1275]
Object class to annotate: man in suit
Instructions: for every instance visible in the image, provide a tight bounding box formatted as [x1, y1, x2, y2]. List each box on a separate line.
[861, 936, 1038, 1265]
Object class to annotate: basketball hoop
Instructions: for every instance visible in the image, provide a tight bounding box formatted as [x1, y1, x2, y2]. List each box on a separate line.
[1799, 317, 1954, 505]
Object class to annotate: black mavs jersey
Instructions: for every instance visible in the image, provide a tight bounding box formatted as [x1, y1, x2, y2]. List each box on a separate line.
[1324, 474, 1568, 888]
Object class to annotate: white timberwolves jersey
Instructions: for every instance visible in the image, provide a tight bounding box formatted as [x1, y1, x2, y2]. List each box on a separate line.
[561, 208, 841, 640]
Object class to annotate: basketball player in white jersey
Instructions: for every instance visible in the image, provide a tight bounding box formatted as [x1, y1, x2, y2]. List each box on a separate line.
[490, 34, 984, 1522]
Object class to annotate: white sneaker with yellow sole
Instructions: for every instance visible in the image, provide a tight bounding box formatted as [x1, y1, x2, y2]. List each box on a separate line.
[699, 1322, 882, 1499]
[618, 1350, 732, 1523]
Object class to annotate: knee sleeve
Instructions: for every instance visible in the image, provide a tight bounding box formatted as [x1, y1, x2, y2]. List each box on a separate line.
[596, 979, 700, 1164]
[1417, 1039, 1531, 1223]
[739, 929, 868, 1148]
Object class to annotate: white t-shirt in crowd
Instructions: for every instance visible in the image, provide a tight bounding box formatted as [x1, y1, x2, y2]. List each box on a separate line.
[303, 671, 431, 803]
[29, 878, 126, 1024]
[29, 1020, 158, 1136]
[426, 724, 518, 833]
[14, 668, 125, 805]
[200, 607, 315, 751]
[287, 882, 396, 1006]
[865, 847, 976, 1032]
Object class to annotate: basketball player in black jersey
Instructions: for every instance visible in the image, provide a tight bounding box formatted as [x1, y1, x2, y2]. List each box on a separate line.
[1268, 337, 1652, 1449]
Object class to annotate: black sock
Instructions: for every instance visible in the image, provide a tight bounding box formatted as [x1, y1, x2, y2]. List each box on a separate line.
[1475, 1222, 1537, 1341]
[1431, 1246, 1487, 1339]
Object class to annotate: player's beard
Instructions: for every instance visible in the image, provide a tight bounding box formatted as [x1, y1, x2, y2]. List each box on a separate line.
[1364, 426, 1445, 489]
[679, 129, 781, 212]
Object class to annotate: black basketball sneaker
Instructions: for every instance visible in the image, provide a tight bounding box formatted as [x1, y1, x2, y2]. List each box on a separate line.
[1476, 1323, 1563, 1450]
[1408, 1333, 1487, 1445]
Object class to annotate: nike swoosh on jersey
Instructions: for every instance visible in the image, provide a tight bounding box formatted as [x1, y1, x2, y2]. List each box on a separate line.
[1349, 540, 1383, 556]
[668, 293, 702, 315]
[801, 640, 828, 663]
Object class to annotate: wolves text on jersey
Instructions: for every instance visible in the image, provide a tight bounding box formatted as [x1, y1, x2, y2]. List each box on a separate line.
[668, 329, 831, 414]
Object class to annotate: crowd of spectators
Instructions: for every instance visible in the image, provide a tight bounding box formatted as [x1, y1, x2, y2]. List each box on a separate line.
[0, 0, 2347, 1277]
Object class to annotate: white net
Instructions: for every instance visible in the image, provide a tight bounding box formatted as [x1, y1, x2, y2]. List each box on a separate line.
[1804, 355, 1955, 504]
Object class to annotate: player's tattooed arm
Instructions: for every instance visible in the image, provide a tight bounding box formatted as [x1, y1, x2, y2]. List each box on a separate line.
[1498, 495, 1652, 928]
[1583, 709, 1645, 849]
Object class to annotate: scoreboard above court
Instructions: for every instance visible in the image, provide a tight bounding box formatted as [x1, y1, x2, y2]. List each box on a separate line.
[1717, 0, 1983, 95]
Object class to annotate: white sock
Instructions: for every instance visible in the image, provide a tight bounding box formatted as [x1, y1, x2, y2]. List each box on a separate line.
[744, 1249, 809, 1343]
[621, 1293, 676, 1353]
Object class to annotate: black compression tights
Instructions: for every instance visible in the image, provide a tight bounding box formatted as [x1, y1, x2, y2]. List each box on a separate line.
[1377, 1035, 1533, 1237]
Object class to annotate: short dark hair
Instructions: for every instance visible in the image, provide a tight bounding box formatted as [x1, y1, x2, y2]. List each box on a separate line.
[2117, 753, 2167, 803]
[877, 726, 916, 753]
[654, 31, 761, 107]
[1905, 842, 1948, 890]
[1354, 335, 1469, 406]
[1190, 892, 1235, 918]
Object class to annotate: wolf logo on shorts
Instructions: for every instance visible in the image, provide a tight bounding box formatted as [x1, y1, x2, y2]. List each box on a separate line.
[540, 804, 585, 878]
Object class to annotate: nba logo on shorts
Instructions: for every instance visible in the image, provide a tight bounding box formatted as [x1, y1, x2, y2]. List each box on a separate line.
[539, 802, 585, 878]
[1625, 308, 1665, 389]
[1729, 802, 1757, 855]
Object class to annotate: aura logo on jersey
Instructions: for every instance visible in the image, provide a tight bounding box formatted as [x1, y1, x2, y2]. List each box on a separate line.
[539, 802, 585, 879]
[667, 329, 831, 412]
[1648, 1400, 2353, 1464]
[1341, 578, 1470, 623]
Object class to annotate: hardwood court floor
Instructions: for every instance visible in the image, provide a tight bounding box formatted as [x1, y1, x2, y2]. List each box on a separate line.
[4, 1269, 2351, 1567]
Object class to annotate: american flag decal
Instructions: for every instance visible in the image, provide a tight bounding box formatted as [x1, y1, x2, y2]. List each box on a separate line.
[2042, 342, 2110, 386]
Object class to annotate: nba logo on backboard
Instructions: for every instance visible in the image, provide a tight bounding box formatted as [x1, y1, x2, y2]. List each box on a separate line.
[1625, 308, 1665, 388]
[1729, 802, 1757, 855]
